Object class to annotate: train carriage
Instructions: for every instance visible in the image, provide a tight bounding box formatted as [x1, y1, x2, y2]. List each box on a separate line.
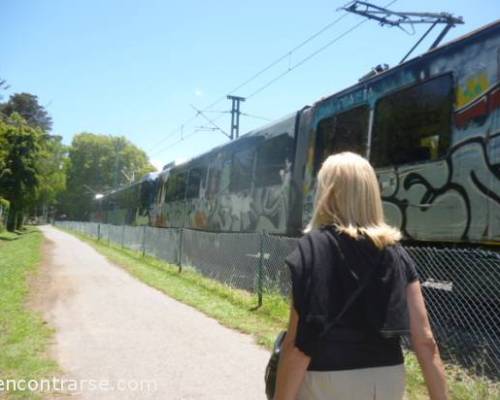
[149, 114, 298, 233]
[93, 172, 158, 226]
[299, 20, 500, 244]
[94, 20, 500, 246]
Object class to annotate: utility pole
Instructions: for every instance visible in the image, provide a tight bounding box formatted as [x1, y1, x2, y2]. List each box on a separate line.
[227, 95, 245, 140]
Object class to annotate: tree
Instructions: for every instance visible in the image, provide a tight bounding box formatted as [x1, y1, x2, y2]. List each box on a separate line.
[0, 115, 10, 230]
[0, 113, 43, 230]
[60, 133, 155, 220]
[32, 135, 67, 221]
[0, 92, 52, 131]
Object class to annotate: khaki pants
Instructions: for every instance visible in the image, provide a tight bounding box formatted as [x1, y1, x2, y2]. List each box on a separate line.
[297, 364, 405, 400]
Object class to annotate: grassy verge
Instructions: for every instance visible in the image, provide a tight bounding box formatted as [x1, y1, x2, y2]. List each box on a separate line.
[62, 228, 499, 400]
[0, 227, 58, 399]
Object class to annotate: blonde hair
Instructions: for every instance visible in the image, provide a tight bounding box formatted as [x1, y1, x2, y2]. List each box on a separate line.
[305, 152, 401, 248]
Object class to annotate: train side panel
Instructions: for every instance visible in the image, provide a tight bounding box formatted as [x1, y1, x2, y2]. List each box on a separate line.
[150, 114, 298, 234]
[300, 22, 500, 245]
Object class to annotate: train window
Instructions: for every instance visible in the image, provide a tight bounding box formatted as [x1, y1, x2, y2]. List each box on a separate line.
[206, 167, 220, 198]
[220, 158, 231, 192]
[314, 105, 369, 173]
[206, 153, 227, 198]
[140, 181, 154, 210]
[165, 172, 186, 202]
[186, 167, 206, 199]
[255, 134, 294, 187]
[230, 147, 255, 192]
[371, 74, 453, 167]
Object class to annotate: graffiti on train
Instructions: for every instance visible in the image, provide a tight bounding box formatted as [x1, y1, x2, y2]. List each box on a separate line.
[150, 159, 293, 234]
[381, 135, 500, 242]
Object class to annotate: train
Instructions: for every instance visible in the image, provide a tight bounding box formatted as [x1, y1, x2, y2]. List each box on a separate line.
[92, 20, 500, 247]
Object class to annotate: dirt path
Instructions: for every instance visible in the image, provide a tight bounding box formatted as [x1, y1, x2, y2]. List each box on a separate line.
[38, 225, 270, 400]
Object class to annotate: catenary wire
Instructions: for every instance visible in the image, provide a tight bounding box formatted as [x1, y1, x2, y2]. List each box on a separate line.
[150, 0, 397, 156]
[146, 3, 353, 153]
[239, 112, 272, 122]
[246, 0, 398, 99]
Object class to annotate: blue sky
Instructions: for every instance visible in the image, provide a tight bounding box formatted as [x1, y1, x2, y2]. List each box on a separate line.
[1, 0, 497, 170]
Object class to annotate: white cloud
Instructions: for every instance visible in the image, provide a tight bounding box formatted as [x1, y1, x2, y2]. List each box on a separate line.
[194, 88, 204, 97]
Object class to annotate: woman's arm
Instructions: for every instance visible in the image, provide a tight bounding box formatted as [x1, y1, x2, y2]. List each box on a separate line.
[274, 305, 311, 400]
[407, 281, 448, 400]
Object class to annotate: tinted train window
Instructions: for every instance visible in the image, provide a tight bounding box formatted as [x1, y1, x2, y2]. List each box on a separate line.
[140, 181, 154, 209]
[230, 147, 255, 192]
[255, 134, 294, 187]
[207, 153, 231, 198]
[314, 105, 369, 173]
[371, 74, 453, 167]
[206, 154, 222, 198]
[165, 172, 186, 202]
[186, 167, 206, 199]
[207, 167, 220, 198]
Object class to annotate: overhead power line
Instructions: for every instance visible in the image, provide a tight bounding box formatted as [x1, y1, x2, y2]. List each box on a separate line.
[246, 0, 398, 99]
[149, 113, 227, 156]
[190, 104, 229, 138]
[200, 9, 353, 112]
[147, 4, 354, 153]
[149, 0, 398, 156]
[240, 112, 272, 122]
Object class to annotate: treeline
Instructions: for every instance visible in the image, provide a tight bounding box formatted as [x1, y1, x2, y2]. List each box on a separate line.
[0, 80, 155, 231]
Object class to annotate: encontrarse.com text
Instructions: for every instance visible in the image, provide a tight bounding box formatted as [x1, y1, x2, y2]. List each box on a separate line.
[0, 378, 158, 393]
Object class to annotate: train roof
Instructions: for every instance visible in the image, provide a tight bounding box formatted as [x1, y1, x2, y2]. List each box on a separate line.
[100, 171, 160, 199]
[157, 111, 299, 177]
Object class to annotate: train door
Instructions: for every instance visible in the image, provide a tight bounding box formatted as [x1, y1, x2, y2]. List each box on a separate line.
[227, 146, 256, 231]
[164, 170, 187, 227]
[186, 166, 208, 229]
[150, 172, 169, 227]
[203, 150, 237, 231]
[370, 74, 458, 241]
[288, 108, 311, 235]
[302, 104, 370, 228]
[253, 133, 295, 234]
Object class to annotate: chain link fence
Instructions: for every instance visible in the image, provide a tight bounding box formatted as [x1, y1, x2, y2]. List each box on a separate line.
[406, 245, 500, 377]
[54, 220, 499, 379]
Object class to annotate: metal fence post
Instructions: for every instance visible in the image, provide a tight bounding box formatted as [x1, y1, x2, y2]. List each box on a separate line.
[177, 228, 184, 273]
[142, 225, 147, 257]
[121, 225, 125, 248]
[256, 231, 265, 308]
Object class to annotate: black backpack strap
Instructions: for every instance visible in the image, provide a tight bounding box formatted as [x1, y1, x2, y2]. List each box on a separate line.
[319, 245, 383, 338]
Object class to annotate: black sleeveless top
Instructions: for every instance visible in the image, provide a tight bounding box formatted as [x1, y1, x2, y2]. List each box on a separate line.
[285, 226, 418, 371]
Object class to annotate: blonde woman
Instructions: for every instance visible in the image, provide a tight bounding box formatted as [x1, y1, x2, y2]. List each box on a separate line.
[274, 152, 448, 400]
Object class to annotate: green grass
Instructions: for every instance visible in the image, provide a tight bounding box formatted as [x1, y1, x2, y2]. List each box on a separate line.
[62, 228, 499, 400]
[0, 227, 58, 399]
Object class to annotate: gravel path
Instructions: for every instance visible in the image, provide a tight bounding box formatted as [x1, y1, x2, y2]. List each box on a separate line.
[39, 225, 270, 400]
